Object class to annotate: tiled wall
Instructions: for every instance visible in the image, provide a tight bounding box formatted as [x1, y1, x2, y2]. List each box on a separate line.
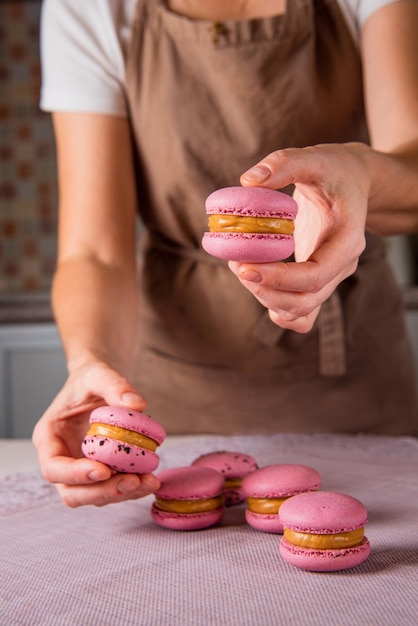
[0, 1, 58, 294]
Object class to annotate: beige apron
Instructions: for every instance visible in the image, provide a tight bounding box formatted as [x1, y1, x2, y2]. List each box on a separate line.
[125, 0, 417, 435]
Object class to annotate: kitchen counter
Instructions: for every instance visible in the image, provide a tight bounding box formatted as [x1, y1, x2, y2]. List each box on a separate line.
[0, 292, 53, 324]
[1, 433, 417, 626]
[1, 285, 418, 325]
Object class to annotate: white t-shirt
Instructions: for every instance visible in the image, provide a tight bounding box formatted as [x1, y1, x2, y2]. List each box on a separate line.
[40, 0, 400, 118]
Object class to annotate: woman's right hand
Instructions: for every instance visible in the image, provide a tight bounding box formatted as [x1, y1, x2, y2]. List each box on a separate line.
[32, 361, 161, 508]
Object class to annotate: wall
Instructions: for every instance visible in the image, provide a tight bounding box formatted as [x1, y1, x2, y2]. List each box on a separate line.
[0, 0, 58, 295]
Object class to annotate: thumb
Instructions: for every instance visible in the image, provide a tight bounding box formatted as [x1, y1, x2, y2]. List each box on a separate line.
[86, 364, 147, 412]
[240, 146, 325, 190]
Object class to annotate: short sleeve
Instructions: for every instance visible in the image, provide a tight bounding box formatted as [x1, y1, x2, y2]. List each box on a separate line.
[338, 0, 405, 40]
[39, 0, 133, 117]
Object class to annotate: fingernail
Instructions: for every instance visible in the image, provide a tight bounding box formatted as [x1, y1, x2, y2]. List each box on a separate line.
[141, 474, 161, 492]
[88, 470, 107, 482]
[121, 392, 141, 404]
[117, 476, 140, 494]
[242, 165, 271, 182]
[241, 270, 262, 283]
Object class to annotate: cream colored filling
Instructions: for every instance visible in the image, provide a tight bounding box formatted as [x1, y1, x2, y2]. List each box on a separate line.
[87, 422, 157, 451]
[246, 496, 287, 514]
[224, 478, 242, 489]
[283, 527, 365, 550]
[154, 496, 223, 514]
[208, 214, 294, 235]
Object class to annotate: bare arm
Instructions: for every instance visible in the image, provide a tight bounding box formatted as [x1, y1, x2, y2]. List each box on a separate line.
[361, 0, 418, 233]
[232, 0, 418, 332]
[51, 112, 139, 375]
[33, 113, 159, 506]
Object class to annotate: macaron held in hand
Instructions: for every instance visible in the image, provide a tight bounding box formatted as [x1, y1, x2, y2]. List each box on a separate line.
[279, 491, 371, 571]
[81, 406, 166, 474]
[202, 186, 298, 263]
[151, 466, 226, 531]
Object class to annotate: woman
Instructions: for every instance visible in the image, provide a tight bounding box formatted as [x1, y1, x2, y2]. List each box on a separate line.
[34, 0, 418, 507]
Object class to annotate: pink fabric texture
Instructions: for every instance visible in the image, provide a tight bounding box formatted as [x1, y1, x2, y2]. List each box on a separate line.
[1, 433, 418, 625]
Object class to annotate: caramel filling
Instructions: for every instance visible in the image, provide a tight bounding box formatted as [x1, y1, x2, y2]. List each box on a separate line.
[283, 527, 365, 550]
[208, 214, 294, 235]
[224, 478, 242, 489]
[87, 423, 158, 451]
[154, 496, 223, 514]
[247, 496, 287, 514]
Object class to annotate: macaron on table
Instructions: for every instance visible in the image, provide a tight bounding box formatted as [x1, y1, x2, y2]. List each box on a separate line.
[2, 433, 417, 626]
[151, 466, 225, 530]
[242, 464, 321, 533]
[191, 450, 258, 505]
[202, 186, 298, 262]
[279, 491, 371, 571]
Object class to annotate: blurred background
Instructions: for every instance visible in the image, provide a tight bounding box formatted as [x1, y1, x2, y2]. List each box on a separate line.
[0, 0, 417, 438]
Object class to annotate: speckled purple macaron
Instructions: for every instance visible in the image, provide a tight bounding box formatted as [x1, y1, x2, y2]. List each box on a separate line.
[242, 464, 321, 533]
[81, 406, 166, 474]
[279, 491, 371, 571]
[191, 450, 258, 505]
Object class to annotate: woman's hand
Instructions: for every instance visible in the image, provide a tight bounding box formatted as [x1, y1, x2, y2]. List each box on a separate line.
[229, 143, 370, 333]
[32, 361, 160, 507]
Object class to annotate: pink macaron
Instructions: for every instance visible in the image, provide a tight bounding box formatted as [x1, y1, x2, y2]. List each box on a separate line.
[279, 491, 371, 571]
[242, 464, 321, 533]
[151, 466, 225, 531]
[191, 450, 259, 506]
[202, 186, 298, 262]
[81, 406, 166, 474]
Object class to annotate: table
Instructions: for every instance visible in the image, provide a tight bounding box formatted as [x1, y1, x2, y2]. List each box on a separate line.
[1, 433, 417, 626]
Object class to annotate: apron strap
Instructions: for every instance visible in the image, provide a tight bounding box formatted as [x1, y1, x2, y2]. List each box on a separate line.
[318, 291, 346, 376]
[252, 292, 346, 377]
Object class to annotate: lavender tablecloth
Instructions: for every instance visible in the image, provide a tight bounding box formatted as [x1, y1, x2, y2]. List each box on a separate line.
[1, 433, 417, 626]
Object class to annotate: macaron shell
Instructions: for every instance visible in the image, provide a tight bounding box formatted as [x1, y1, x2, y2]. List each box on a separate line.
[245, 509, 284, 534]
[279, 536, 371, 572]
[81, 436, 160, 474]
[151, 505, 225, 531]
[278, 491, 368, 534]
[191, 451, 258, 505]
[202, 232, 295, 263]
[89, 406, 166, 444]
[155, 466, 224, 501]
[205, 186, 298, 219]
[242, 464, 321, 499]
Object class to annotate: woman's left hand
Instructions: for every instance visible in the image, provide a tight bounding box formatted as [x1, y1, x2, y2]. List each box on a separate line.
[229, 143, 370, 333]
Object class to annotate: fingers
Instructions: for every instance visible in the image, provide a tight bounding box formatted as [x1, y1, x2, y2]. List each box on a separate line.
[240, 144, 369, 198]
[32, 361, 154, 507]
[269, 306, 321, 334]
[228, 235, 360, 333]
[56, 473, 161, 508]
[240, 146, 328, 189]
[80, 363, 147, 413]
[34, 416, 160, 507]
